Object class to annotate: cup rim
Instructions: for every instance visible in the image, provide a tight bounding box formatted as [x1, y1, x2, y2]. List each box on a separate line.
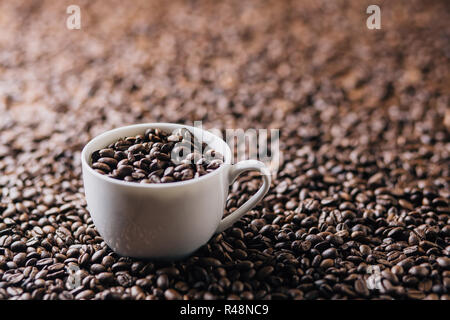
[81, 122, 232, 189]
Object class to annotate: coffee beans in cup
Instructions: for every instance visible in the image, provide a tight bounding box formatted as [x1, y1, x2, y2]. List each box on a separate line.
[90, 128, 224, 183]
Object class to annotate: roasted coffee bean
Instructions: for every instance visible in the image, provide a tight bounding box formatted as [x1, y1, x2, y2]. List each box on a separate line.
[117, 273, 133, 287]
[359, 245, 372, 256]
[257, 266, 274, 279]
[320, 259, 334, 269]
[99, 149, 115, 158]
[160, 176, 175, 183]
[48, 263, 65, 272]
[91, 249, 106, 263]
[111, 261, 130, 272]
[98, 157, 118, 168]
[13, 253, 27, 266]
[156, 274, 169, 290]
[164, 289, 182, 300]
[10, 241, 27, 252]
[128, 144, 145, 153]
[436, 257, 450, 269]
[409, 266, 430, 278]
[90, 264, 106, 274]
[181, 169, 194, 180]
[199, 257, 222, 267]
[1, 1, 448, 301]
[322, 248, 338, 259]
[156, 267, 180, 277]
[391, 265, 404, 276]
[116, 165, 134, 178]
[92, 162, 111, 173]
[97, 272, 115, 284]
[8, 273, 24, 285]
[354, 278, 370, 297]
[117, 159, 129, 167]
[75, 290, 95, 300]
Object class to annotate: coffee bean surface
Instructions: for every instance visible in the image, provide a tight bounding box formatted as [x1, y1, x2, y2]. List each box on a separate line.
[90, 128, 224, 183]
[0, 1, 449, 300]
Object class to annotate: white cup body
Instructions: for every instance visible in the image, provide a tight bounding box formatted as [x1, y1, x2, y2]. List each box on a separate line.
[81, 123, 232, 259]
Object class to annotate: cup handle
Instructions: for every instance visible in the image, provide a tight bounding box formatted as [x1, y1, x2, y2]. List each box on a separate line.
[215, 160, 271, 233]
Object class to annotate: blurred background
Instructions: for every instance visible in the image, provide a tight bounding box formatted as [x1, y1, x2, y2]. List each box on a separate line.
[0, 0, 448, 136]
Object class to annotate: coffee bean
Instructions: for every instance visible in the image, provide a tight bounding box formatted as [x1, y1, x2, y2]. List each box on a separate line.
[354, 278, 369, 297]
[407, 289, 425, 300]
[128, 144, 145, 153]
[101, 255, 114, 268]
[99, 149, 115, 158]
[408, 233, 420, 245]
[92, 162, 111, 173]
[231, 281, 244, 293]
[235, 261, 254, 270]
[10, 241, 26, 252]
[359, 245, 371, 256]
[36, 258, 53, 268]
[397, 258, 414, 270]
[117, 273, 133, 287]
[98, 157, 118, 168]
[8, 273, 24, 285]
[97, 272, 114, 284]
[257, 266, 274, 279]
[199, 257, 221, 267]
[155, 152, 170, 161]
[111, 261, 130, 272]
[387, 227, 404, 239]
[399, 199, 414, 211]
[91, 249, 106, 263]
[90, 264, 106, 274]
[409, 266, 430, 278]
[322, 248, 338, 259]
[167, 135, 182, 142]
[48, 263, 65, 272]
[78, 253, 90, 267]
[181, 169, 194, 180]
[59, 292, 74, 300]
[391, 265, 404, 276]
[320, 259, 334, 269]
[75, 290, 95, 300]
[160, 176, 175, 183]
[156, 267, 180, 277]
[31, 288, 46, 300]
[116, 165, 133, 178]
[13, 252, 26, 266]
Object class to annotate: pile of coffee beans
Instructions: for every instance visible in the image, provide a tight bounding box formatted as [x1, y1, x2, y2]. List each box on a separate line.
[90, 128, 223, 183]
[0, 0, 449, 300]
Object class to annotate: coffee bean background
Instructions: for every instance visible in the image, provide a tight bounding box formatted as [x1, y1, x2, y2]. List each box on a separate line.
[0, 0, 449, 300]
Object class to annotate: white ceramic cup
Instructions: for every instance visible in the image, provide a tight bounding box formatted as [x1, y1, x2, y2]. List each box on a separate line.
[81, 123, 271, 259]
